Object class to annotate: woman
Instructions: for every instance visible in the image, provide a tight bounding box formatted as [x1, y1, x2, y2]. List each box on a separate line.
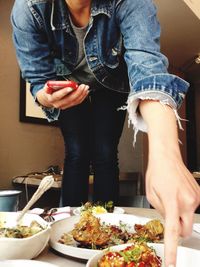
[11, 1, 200, 266]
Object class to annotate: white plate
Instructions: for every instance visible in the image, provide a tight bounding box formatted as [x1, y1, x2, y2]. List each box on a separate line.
[86, 243, 200, 267]
[0, 260, 58, 267]
[49, 213, 154, 260]
[73, 206, 125, 216]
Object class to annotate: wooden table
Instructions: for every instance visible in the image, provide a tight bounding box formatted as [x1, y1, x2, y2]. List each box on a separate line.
[36, 207, 200, 267]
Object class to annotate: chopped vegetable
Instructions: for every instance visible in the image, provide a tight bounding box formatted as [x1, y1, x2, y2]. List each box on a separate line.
[98, 243, 162, 267]
[0, 221, 44, 238]
[80, 201, 114, 214]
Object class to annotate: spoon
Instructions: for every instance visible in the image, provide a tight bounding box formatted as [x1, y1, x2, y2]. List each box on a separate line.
[6, 175, 54, 227]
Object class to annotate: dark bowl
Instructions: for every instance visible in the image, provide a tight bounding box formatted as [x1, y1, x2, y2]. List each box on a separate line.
[0, 190, 21, 211]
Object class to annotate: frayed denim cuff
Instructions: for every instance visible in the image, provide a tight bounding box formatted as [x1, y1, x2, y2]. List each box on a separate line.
[123, 91, 184, 145]
[41, 106, 60, 122]
[31, 83, 60, 122]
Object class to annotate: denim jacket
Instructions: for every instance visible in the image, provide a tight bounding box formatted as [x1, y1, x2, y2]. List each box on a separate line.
[11, 0, 189, 126]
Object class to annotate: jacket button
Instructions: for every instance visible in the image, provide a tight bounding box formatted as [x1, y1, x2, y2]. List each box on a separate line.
[102, 76, 108, 83]
[89, 56, 97, 62]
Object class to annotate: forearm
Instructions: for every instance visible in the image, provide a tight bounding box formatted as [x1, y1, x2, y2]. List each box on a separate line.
[139, 100, 182, 162]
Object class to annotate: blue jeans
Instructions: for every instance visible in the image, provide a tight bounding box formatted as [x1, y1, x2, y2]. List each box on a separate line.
[58, 88, 127, 206]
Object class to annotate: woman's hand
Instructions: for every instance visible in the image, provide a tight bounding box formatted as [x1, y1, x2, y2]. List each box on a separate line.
[36, 83, 89, 109]
[146, 149, 200, 267]
[139, 100, 200, 267]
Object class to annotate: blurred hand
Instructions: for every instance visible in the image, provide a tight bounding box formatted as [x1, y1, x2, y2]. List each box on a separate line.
[36, 83, 89, 109]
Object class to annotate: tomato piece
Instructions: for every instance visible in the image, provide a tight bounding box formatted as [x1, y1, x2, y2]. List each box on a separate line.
[137, 262, 145, 267]
[126, 263, 135, 267]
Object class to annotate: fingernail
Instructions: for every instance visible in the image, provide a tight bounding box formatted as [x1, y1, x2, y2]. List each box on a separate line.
[84, 87, 89, 93]
[66, 88, 73, 93]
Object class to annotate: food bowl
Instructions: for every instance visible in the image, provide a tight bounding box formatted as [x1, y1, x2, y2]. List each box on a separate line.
[0, 212, 51, 260]
[0, 190, 21, 211]
[86, 243, 200, 267]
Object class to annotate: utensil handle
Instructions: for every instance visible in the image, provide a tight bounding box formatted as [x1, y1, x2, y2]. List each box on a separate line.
[16, 175, 54, 222]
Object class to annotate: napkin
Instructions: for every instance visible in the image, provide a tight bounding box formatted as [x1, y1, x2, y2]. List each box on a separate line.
[29, 206, 71, 222]
[193, 223, 200, 234]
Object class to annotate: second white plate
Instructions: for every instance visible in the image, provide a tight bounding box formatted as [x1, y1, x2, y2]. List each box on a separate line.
[73, 206, 125, 216]
[86, 243, 200, 267]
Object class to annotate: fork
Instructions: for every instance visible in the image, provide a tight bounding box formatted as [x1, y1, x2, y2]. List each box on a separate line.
[40, 208, 57, 223]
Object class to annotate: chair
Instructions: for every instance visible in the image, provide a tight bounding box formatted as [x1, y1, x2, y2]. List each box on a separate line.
[119, 172, 150, 208]
[119, 195, 150, 208]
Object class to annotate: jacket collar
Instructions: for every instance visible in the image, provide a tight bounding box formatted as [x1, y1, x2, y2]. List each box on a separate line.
[51, 0, 113, 31]
[57, 0, 114, 19]
[91, 0, 113, 18]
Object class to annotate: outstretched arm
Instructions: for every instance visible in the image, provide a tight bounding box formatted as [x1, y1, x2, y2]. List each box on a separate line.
[139, 99, 200, 267]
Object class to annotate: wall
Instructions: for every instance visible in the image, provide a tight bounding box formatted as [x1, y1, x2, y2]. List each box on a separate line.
[191, 70, 200, 170]
[183, 0, 200, 19]
[0, 1, 64, 188]
[185, 63, 200, 170]
[0, 1, 142, 190]
[195, 81, 200, 169]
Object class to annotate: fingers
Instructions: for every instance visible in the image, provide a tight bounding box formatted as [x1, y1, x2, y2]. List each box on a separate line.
[145, 159, 200, 267]
[148, 188, 196, 267]
[164, 208, 195, 267]
[180, 168, 200, 202]
[47, 84, 89, 109]
[177, 171, 200, 237]
[164, 204, 180, 267]
[147, 188, 180, 267]
[60, 84, 89, 109]
[179, 212, 194, 237]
